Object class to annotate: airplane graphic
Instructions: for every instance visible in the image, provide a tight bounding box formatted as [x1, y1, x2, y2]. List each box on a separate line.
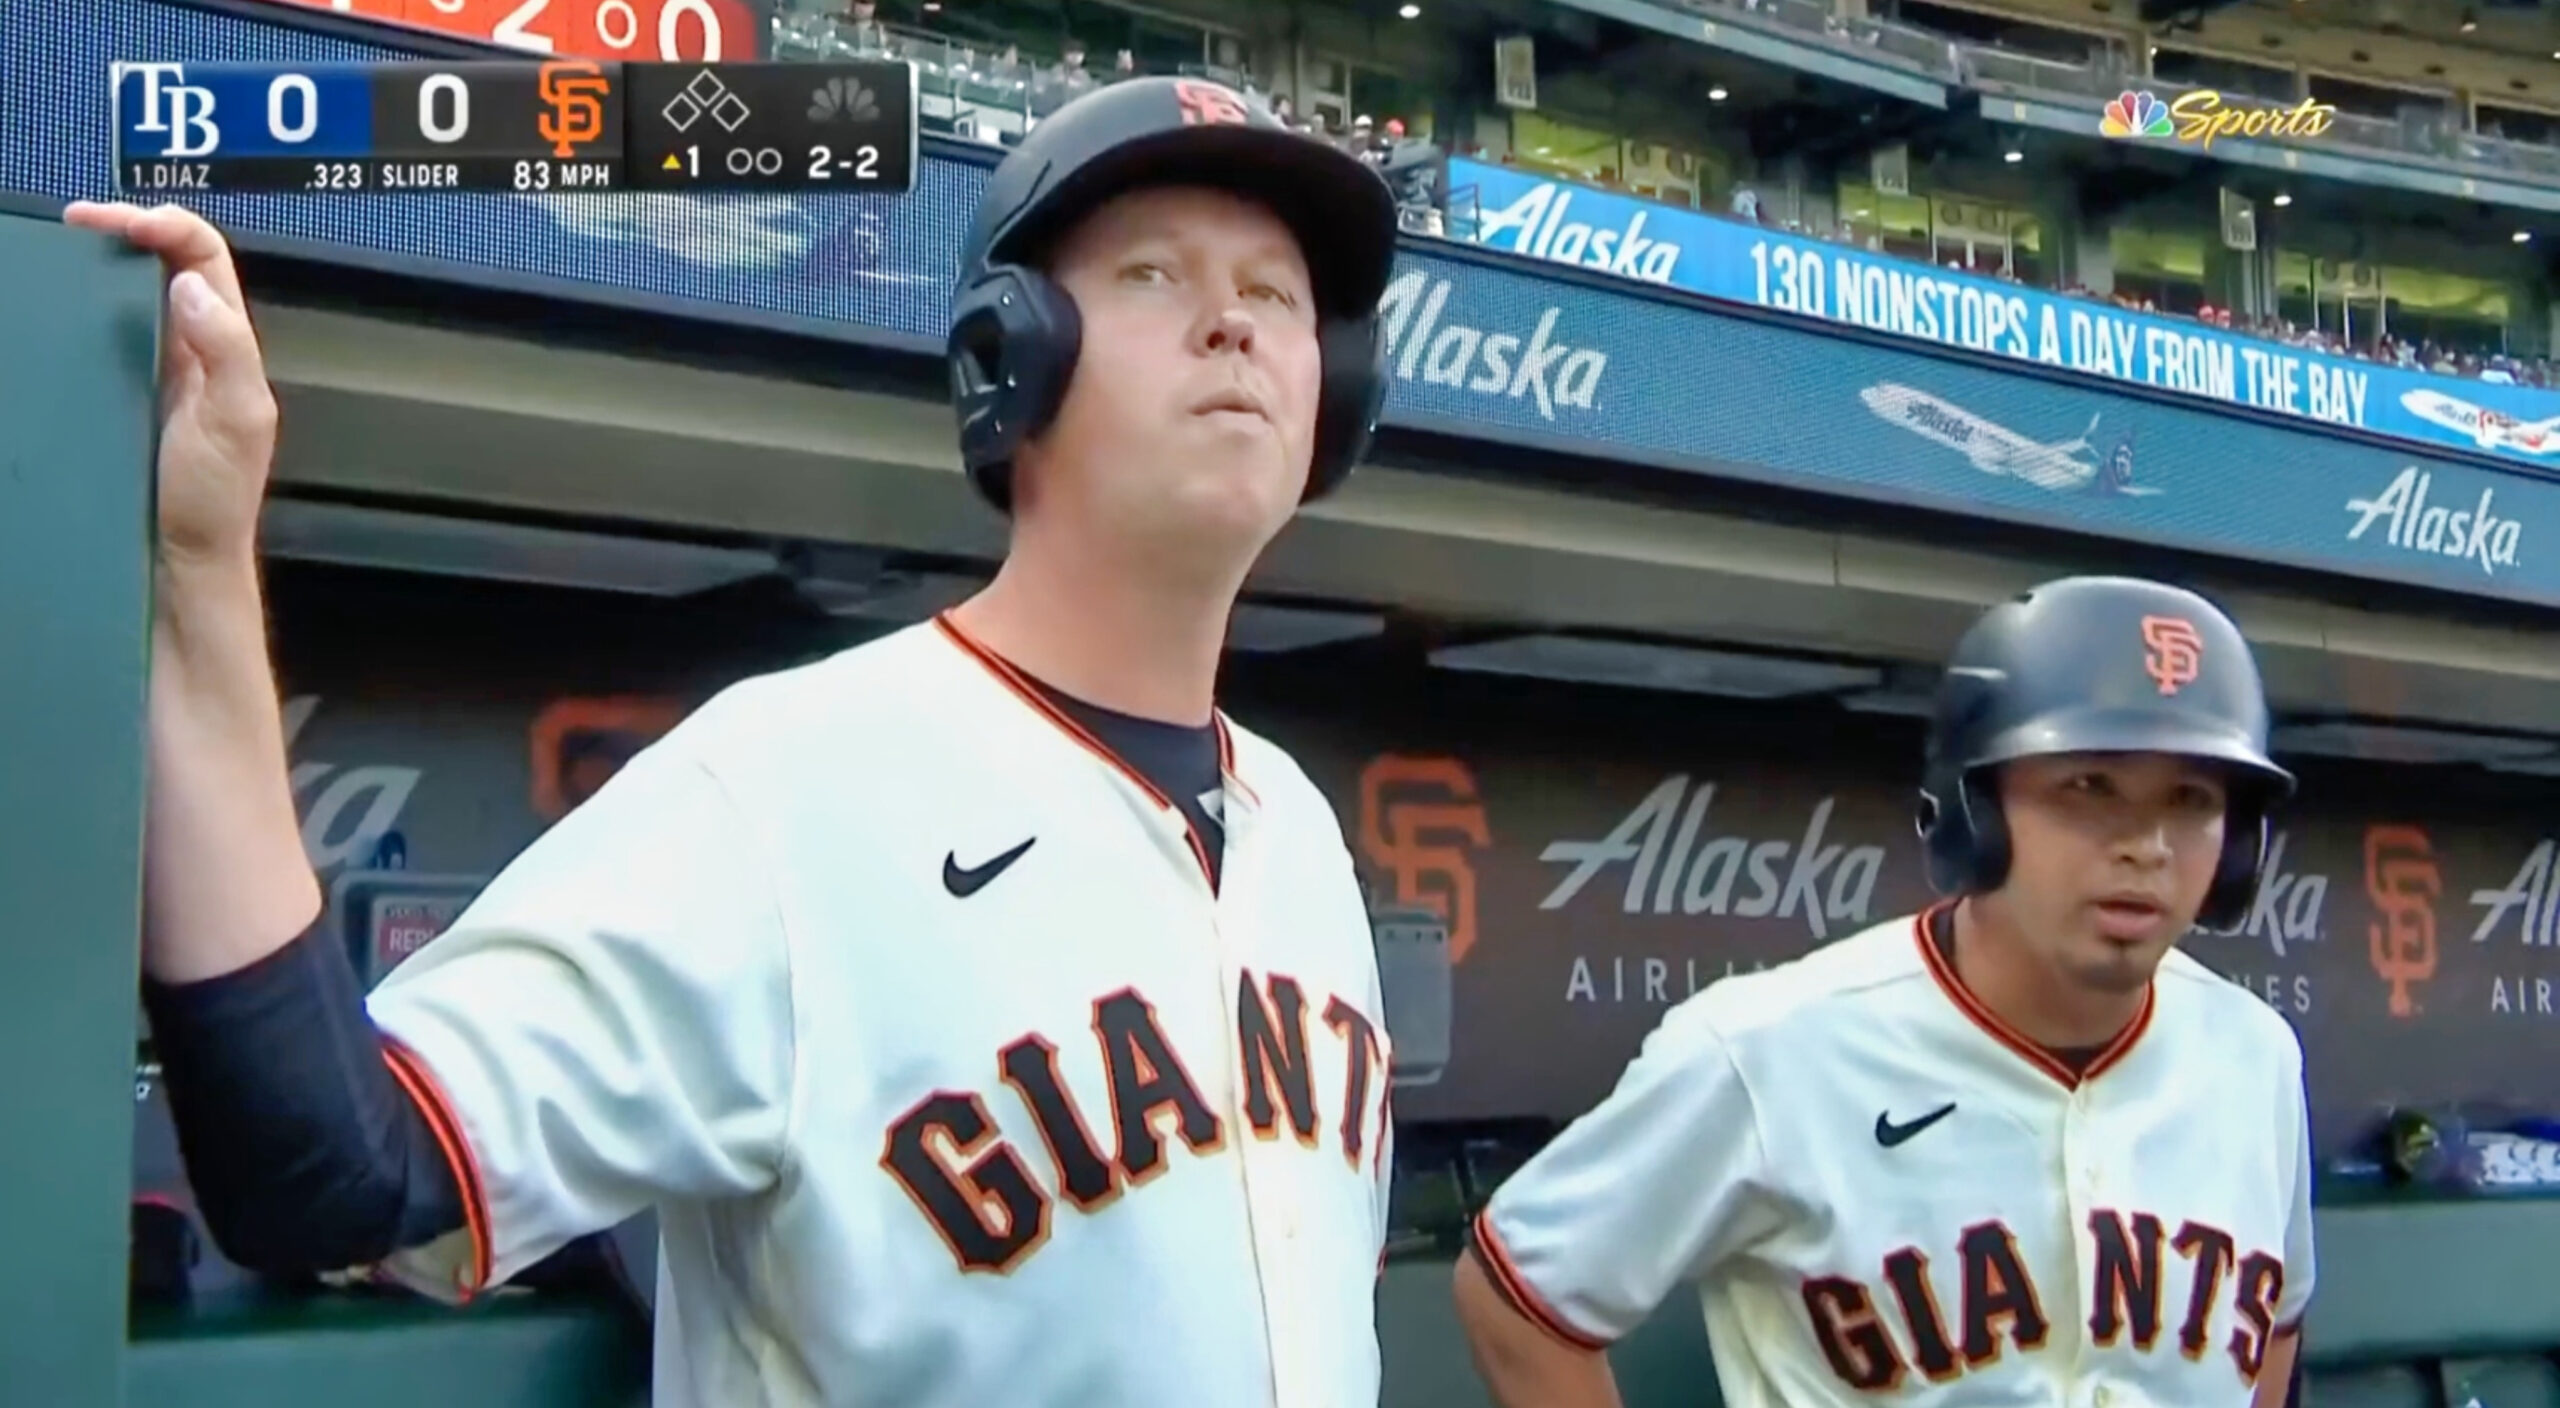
[2400, 389, 2560, 457]
[1859, 382, 2162, 497]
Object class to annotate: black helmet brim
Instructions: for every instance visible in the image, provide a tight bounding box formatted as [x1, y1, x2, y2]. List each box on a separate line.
[1966, 705, 2298, 801]
[980, 122, 1399, 322]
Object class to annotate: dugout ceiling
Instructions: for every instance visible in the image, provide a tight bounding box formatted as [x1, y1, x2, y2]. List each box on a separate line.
[253, 298, 2560, 742]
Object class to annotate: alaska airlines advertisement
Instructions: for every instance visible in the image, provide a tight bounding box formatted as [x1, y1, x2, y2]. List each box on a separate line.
[1450, 157, 2560, 475]
[1377, 247, 2544, 605]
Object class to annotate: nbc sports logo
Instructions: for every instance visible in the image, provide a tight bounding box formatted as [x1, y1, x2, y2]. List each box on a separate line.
[2101, 90, 2173, 139]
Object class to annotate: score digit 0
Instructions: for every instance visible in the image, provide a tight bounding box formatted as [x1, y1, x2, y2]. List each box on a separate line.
[264, 70, 471, 145]
[418, 72, 471, 143]
[259, 71, 466, 146]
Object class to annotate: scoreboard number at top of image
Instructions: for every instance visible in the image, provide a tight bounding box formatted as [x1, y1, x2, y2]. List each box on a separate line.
[109, 58, 921, 195]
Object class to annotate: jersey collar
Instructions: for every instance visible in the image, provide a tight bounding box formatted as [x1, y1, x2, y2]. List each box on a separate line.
[1910, 902, 2155, 1090]
[931, 614, 1261, 864]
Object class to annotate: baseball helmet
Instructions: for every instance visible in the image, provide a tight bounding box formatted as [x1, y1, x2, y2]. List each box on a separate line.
[947, 77, 1400, 513]
[1916, 576, 2296, 931]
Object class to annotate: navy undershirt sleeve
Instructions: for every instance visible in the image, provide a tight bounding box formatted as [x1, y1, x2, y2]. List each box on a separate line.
[141, 923, 466, 1275]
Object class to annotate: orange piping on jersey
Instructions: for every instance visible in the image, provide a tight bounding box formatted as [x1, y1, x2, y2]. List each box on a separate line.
[380, 1037, 494, 1300]
[934, 613, 1225, 885]
[1469, 1212, 1612, 1353]
[1911, 903, 2155, 1090]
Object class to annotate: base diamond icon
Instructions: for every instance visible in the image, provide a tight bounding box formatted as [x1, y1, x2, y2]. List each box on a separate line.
[664, 69, 752, 133]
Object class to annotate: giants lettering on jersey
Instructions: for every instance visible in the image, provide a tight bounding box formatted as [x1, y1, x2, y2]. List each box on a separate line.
[1805, 1211, 2287, 1390]
[881, 969, 1388, 1272]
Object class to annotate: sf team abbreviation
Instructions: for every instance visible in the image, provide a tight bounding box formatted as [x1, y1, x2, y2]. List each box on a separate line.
[110, 59, 919, 195]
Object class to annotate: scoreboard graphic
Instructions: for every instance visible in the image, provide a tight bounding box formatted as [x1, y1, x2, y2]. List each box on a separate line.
[111, 58, 919, 195]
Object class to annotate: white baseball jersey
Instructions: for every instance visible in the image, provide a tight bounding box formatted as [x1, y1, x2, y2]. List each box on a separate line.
[1476, 906, 2314, 1408]
[362, 617, 1395, 1407]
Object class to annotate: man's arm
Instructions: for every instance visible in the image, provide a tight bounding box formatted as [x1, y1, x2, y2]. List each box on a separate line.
[2254, 1328, 2302, 1408]
[62, 201, 324, 983]
[358, 739, 800, 1299]
[1453, 1241, 1622, 1408]
[1455, 998, 1781, 1406]
[59, 199, 461, 1273]
[75, 203, 797, 1291]
[2260, 1044, 2316, 1408]
[144, 926, 469, 1272]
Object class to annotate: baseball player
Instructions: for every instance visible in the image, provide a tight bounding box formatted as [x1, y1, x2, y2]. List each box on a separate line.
[79, 76, 1401, 1406]
[1454, 577, 2315, 1408]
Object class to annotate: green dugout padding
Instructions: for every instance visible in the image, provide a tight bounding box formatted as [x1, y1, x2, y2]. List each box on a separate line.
[84, 1186, 2560, 1405]
[0, 204, 654, 1406]
[127, 1298, 645, 1408]
[0, 210, 162, 1403]
[1381, 1200, 2560, 1408]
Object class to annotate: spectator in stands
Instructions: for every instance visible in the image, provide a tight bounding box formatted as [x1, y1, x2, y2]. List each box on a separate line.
[838, 0, 887, 54]
[1030, 40, 1095, 112]
[801, 7, 2556, 395]
[1366, 119, 1408, 167]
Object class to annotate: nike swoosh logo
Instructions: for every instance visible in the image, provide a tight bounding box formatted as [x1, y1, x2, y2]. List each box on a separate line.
[1874, 1103, 1957, 1149]
[944, 837, 1036, 898]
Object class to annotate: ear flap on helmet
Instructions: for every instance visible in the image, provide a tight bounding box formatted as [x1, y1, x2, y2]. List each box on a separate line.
[949, 264, 1084, 511]
[1917, 767, 2007, 898]
[1306, 313, 1387, 502]
[2195, 800, 2273, 932]
[1959, 772, 2013, 894]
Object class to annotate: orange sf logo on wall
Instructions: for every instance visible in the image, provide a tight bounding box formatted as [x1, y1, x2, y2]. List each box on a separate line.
[528, 696, 687, 823]
[2364, 824, 2441, 1019]
[2140, 614, 2204, 696]
[1358, 755, 1492, 963]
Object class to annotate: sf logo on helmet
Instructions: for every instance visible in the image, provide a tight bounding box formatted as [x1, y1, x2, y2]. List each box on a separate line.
[2140, 614, 2204, 696]
[1174, 79, 1251, 127]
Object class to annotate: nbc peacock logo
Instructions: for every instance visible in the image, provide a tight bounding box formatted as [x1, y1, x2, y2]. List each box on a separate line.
[2101, 90, 2174, 139]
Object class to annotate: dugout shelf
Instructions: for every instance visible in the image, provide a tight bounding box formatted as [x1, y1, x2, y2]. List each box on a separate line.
[126, 1292, 646, 1408]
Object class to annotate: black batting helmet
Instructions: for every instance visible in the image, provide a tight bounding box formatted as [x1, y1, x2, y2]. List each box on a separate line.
[1916, 576, 2296, 932]
[947, 77, 1399, 513]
